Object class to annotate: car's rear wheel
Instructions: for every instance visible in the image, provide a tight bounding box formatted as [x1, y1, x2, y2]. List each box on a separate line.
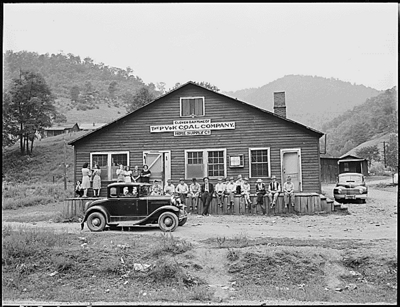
[87, 212, 106, 232]
[178, 217, 187, 227]
[158, 212, 179, 232]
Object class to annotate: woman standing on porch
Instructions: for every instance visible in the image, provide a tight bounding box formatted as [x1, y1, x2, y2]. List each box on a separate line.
[92, 164, 102, 197]
[81, 162, 91, 197]
[140, 165, 151, 183]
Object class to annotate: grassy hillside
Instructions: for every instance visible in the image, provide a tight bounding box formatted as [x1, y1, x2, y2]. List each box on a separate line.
[54, 97, 126, 124]
[3, 131, 88, 184]
[224, 75, 382, 130]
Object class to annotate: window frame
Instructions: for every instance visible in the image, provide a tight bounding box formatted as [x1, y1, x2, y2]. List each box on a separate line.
[184, 148, 227, 180]
[179, 96, 205, 117]
[248, 147, 271, 179]
[90, 151, 130, 181]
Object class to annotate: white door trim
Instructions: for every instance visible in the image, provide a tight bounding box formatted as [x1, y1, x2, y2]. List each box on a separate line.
[280, 148, 302, 192]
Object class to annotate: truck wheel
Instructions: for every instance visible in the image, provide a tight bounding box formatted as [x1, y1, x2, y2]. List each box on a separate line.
[87, 212, 106, 232]
[158, 212, 179, 232]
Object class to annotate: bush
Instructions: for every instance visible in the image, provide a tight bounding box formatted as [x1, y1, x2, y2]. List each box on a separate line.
[369, 161, 386, 176]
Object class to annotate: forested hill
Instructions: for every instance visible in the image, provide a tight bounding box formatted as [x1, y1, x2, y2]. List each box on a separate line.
[3, 50, 163, 107]
[322, 87, 398, 157]
[224, 75, 382, 130]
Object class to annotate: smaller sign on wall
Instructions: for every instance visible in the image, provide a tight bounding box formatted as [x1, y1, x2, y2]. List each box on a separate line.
[174, 130, 211, 136]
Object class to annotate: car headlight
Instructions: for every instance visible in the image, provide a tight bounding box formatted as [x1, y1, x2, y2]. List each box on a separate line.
[359, 188, 363, 193]
[336, 188, 342, 194]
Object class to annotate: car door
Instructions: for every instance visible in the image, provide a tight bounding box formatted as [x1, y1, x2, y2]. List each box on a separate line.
[107, 186, 139, 222]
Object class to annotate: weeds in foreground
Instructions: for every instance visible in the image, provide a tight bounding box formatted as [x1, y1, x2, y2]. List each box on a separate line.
[2, 182, 72, 210]
[150, 232, 193, 257]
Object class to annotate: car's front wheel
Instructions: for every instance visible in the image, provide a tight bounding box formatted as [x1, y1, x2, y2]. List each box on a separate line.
[158, 212, 179, 232]
[87, 212, 106, 232]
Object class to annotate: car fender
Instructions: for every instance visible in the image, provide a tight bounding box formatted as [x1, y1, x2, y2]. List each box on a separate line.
[136, 205, 180, 225]
[81, 206, 110, 230]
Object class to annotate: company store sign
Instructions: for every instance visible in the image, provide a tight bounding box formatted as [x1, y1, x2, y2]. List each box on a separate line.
[149, 119, 235, 136]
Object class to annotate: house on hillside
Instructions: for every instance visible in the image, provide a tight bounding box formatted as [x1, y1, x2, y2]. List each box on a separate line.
[78, 123, 108, 131]
[43, 123, 80, 138]
[338, 154, 368, 176]
[68, 82, 324, 198]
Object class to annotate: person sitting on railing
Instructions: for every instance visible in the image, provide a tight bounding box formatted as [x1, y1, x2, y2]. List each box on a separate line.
[241, 177, 252, 209]
[164, 179, 175, 196]
[75, 180, 84, 198]
[225, 177, 236, 209]
[175, 178, 189, 205]
[268, 175, 281, 208]
[283, 176, 295, 208]
[189, 178, 201, 210]
[215, 177, 226, 208]
[150, 179, 163, 196]
[255, 178, 267, 214]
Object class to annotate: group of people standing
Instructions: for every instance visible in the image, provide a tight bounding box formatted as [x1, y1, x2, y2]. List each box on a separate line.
[116, 164, 151, 183]
[76, 162, 102, 198]
[151, 174, 296, 216]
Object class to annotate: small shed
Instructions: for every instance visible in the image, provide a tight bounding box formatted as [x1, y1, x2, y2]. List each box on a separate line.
[320, 155, 339, 183]
[338, 154, 368, 176]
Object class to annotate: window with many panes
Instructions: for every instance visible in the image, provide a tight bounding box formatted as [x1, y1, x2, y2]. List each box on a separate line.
[90, 152, 129, 181]
[185, 149, 226, 179]
[180, 97, 205, 117]
[249, 148, 270, 178]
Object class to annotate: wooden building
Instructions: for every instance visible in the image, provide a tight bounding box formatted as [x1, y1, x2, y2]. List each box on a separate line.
[68, 82, 324, 201]
[43, 123, 80, 138]
[320, 156, 339, 183]
[338, 154, 369, 176]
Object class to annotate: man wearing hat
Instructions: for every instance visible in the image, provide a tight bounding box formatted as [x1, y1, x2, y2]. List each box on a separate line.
[176, 178, 189, 206]
[150, 179, 163, 196]
[200, 177, 214, 216]
[268, 175, 281, 208]
[189, 178, 201, 210]
[225, 176, 236, 209]
[215, 177, 226, 208]
[255, 178, 267, 214]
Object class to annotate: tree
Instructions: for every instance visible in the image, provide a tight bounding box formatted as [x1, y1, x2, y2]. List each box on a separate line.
[125, 87, 155, 113]
[5, 70, 55, 155]
[356, 145, 381, 167]
[70, 85, 80, 103]
[108, 81, 118, 101]
[194, 81, 220, 92]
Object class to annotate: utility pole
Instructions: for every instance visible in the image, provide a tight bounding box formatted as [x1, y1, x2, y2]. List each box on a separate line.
[383, 141, 387, 168]
[64, 135, 67, 190]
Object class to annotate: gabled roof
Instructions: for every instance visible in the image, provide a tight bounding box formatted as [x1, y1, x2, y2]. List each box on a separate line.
[69, 81, 324, 145]
[339, 154, 365, 160]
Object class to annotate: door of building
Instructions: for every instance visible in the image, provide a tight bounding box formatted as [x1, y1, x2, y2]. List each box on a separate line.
[281, 149, 302, 192]
[143, 151, 171, 188]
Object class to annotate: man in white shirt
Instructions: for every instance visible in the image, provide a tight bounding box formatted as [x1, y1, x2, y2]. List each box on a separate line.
[164, 179, 175, 196]
[215, 177, 226, 208]
[225, 176, 236, 209]
[283, 176, 295, 208]
[175, 178, 189, 206]
[268, 175, 281, 208]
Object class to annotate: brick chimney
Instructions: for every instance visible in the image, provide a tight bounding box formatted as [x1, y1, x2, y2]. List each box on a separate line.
[273, 92, 286, 118]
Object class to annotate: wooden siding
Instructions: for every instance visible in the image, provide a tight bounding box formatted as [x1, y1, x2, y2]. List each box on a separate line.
[320, 158, 339, 183]
[72, 84, 322, 196]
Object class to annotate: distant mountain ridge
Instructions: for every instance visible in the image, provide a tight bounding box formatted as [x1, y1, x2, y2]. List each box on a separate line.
[223, 75, 382, 130]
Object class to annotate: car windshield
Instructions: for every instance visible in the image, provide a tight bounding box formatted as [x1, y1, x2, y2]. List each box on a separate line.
[339, 174, 363, 183]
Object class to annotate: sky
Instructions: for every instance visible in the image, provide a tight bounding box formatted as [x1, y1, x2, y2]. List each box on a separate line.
[3, 3, 398, 92]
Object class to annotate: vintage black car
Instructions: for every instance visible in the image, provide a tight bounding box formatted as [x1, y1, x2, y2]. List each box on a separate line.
[81, 182, 188, 232]
[333, 173, 368, 203]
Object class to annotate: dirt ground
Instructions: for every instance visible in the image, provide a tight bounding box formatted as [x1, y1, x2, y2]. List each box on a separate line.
[2, 177, 398, 305]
